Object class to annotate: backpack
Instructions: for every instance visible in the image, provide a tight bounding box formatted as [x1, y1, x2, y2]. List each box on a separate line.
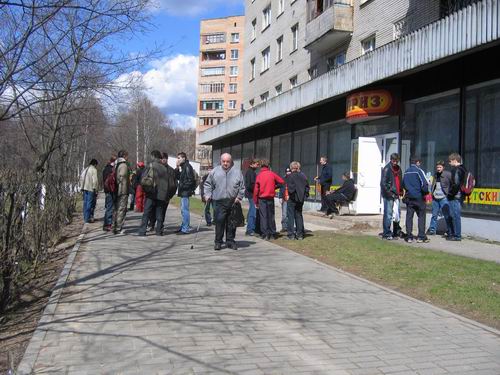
[460, 167, 475, 197]
[103, 167, 117, 194]
[140, 164, 155, 195]
[166, 165, 178, 200]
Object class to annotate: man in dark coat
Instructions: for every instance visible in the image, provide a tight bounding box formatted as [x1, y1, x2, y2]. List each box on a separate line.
[175, 152, 196, 234]
[102, 156, 116, 231]
[284, 161, 309, 240]
[380, 153, 403, 240]
[325, 172, 356, 217]
[200, 167, 214, 226]
[315, 156, 332, 212]
[244, 159, 259, 235]
[138, 150, 174, 236]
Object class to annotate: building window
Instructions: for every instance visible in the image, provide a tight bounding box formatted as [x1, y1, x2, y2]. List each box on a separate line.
[275, 84, 283, 96]
[290, 75, 298, 89]
[199, 83, 224, 93]
[201, 50, 225, 61]
[229, 83, 238, 93]
[229, 66, 239, 76]
[291, 23, 299, 52]
[308, 65, 318, 80]
[261, 47, 270, 73]
[230, 33, 240, 43]
[228, 100, 237, 109]
[276, 36, 283, 62]
[327, 51, 346, 71]
[249, 99, 255, 107]
[262, 5, 271, 30]
[203, 33, 226, 44]
[200, 117, 223, 126]
[251, 19, 257, 41]
[278, 0, 285, 15]
[201, 67, 225, 76]
[361, 35, 376, 55]
[250, 58, 256, 80]
[200, 100, 224, 111]
[260, 91, 269, 102]
[230, 49, 239, 60]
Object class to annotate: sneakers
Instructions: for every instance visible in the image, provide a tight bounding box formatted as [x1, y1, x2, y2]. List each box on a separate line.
[416, 237, 430, 243]
[245, 231, 255, 236]
[296, 236, 304, 241]
[227, 242, 238, 250]
[383, 236, 393, 240]
[405, 237, 413, 243]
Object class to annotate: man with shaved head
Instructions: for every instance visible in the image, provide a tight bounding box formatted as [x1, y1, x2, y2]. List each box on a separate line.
[204, 153, 246, 250]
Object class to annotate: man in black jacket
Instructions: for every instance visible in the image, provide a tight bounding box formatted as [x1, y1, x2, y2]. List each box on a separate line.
[200, 168, 214, 226]
[102, 156, 116, 231]
[324, 172, 356, 217]
[447, 153, 466, 241]
[315, 156, 333, 212]
[284, 161, 309, 240]
[175, 152, 196, 234]
[380, 153, 403, 240]
[138, 150, 173, 236]
[244, 159, 259, 235]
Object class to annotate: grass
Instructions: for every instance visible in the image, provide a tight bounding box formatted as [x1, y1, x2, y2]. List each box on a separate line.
[170, 196, 249, 217]
[275, 231, 500, 329]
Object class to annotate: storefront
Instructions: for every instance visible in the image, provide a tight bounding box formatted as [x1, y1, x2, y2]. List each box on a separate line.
[210, 45, 500, 221]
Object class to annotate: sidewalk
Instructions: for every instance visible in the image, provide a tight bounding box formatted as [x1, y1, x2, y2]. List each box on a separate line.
[242, 199, 500, 264]
[18, 200, 500, 374]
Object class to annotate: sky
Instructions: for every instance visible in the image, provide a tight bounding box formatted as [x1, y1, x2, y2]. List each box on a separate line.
[119, 0, 245, 129]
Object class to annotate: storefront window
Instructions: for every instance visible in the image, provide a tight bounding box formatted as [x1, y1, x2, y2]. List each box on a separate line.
[465, 80, 500, 215]
[402, 92, 460, 175]
[242, 141, 255, 171]
[272, 133, 292, 174]
[231, 143, 242, 171]
[256, 137, 271, 161]
[212, 148, 221, 167]
[320, 120, 351, 187]
[293, 127, 317, 185]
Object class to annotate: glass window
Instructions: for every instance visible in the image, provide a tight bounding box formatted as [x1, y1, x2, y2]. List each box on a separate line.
[276, 36, 283, 62]
[361, 35, 376, 55]
[308, 65, 318, 80]
[293, 127, 317, 185]
[250, 58, 256, 80]
[327, 51, 346, 71]
[289, 75, 298, 89]
[251, 19, 257, 40]
[464, 80, 500, 215]
[319, 121, 351, 187]
[272, 133, 292, 174]
[275, 84, 282, 96]
[262, 6, 272, 30]
[402, 92, 460, 176]
[203, 33, 225, 44]
[260, 91, 269, 102]
[228, 100, 237, 110]
[231, 143, 242, 171]
[261, 47, 270, 72]
[231, 49, 239, 60]
[229, 66, 238, 76]
[231, 33, 240, 43]
[242, 141, 255, 171]
[291, 24, 299, 52]
[212, 148, 221, 166]
[278, 0, 285, 14]
[256, 137, 271, 161]
[201, 67, 225, 76]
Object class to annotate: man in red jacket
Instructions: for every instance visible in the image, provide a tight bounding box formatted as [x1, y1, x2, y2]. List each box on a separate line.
[253, 159, 284, 240]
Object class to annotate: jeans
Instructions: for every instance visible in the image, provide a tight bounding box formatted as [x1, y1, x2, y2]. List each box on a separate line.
[139, 198, 167, 235]
[258, 198, 277, 237]
[447, 199, 462, 239]
[428, 197, 451, 234]
[382, 198, 398, 237]
[83, 190, 96, 223]
[281, 200, 288, 231]
[214, 199, 236, 245]
[180, 197, 190, 232]
[204, 199, 214, 225]
[287, 200, 304, 238]
[104, 193, 114, 226]
[246, 198, 257, 234]
[405, 198, 426, 240]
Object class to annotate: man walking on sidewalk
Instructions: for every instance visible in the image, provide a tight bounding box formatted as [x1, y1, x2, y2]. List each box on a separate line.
[175, 152, 196, 234]
[244, 159, 259, 235]
[102, 156, 116, 231]
[204, 153, 245, 251]
[284, 162, 309, 240]
[113, 150, 130, 235]
[253, 159, 284, 240]
[402, 157, 430, 243]
[80, 158, 99, 224]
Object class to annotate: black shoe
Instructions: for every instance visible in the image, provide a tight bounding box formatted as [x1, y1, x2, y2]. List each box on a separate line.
[296, 236, 304, 241]
[207, 222, 212, 227]
[227, 242, 238, 250]
[426, 230, 436, 235]
[245, 231, 255, 236]
[214, 243, 222, 251]
[416, 237, 430, 243]
[447, 237, 461, 241]
[156, 232, 163, 236]
[265, 235, 271, 241]
[137, 233, 146, 237]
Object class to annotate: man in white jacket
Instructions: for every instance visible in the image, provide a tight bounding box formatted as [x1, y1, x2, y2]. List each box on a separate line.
[80, 159, 99, 223]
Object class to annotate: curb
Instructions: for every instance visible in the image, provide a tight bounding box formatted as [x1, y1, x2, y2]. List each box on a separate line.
[15, 223, 88, 375]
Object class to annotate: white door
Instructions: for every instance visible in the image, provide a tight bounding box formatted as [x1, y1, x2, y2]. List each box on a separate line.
[353, 137, 384, 214]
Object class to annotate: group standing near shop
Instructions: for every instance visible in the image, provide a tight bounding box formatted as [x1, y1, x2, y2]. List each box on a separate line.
[79, 146, 472, 250]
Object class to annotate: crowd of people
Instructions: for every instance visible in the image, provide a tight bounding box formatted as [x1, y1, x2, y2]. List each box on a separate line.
[79, 148, 470, 250]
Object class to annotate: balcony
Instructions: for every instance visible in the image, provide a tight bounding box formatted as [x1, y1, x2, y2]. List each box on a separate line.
[305, 0, 353, 52]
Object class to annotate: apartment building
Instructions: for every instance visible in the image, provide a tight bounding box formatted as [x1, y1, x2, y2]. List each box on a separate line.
[200, 0, 500, 241]
[196, 16, 245, 171]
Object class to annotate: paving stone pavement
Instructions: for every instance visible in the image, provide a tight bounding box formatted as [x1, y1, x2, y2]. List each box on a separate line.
[18, 203, 500, 375]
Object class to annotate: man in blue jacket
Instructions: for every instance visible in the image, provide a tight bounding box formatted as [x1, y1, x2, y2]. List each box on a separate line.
[402, 157, 430, 243]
